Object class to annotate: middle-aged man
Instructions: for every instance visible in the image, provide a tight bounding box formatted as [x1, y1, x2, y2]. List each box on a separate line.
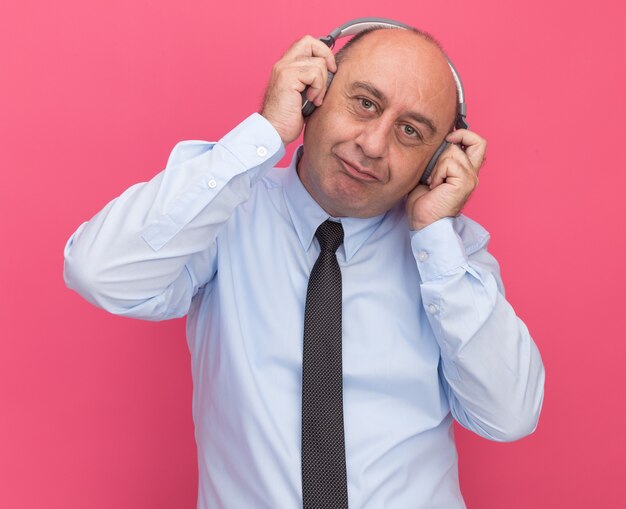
[64, 20, 545, 509]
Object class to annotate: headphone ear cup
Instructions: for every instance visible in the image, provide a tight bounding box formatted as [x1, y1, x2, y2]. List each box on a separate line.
[302, 71, 335, 117]
[420, 141, 450, 185]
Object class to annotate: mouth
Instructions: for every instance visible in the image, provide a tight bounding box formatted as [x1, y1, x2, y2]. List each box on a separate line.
[337, 157, 382, 183]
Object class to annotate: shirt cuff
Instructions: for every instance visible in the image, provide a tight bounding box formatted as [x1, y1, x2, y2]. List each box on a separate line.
[217, 112, 285, 184]
[410, 217, 469, 282]
[141, 113, 285, 251]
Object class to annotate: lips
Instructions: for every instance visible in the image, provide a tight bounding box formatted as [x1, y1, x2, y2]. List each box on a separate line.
[337, 157, 382, 182]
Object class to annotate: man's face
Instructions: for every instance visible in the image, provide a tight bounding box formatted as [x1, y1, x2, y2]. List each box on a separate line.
[298, 29, 458, 218]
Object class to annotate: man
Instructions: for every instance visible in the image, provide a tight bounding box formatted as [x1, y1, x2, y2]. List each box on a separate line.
[64, 24, 544, 509]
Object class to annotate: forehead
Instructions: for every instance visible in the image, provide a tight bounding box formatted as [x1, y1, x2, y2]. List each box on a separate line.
[337, 30, 457, 125]
[341, 29, 449, 78]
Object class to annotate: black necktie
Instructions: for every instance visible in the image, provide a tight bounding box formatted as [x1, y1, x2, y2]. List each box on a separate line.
[301, 219, 349, 509]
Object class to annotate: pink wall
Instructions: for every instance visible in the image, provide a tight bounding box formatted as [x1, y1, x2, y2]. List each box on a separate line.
[2, 0, 625, 507]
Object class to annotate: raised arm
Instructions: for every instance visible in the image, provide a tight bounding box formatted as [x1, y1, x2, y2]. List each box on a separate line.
[64, 114, 284, 320]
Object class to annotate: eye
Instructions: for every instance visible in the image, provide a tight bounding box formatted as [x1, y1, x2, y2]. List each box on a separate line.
[359, 98, 375, 111]
[403, 125, 416, 136]
[401, 124, 423, 141]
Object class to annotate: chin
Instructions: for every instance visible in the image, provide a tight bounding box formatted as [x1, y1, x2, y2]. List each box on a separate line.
[326, 178, 388, 218]
[324, 192, 384, 218]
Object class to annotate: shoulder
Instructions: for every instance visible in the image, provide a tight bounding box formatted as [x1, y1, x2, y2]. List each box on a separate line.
[259, 165, 290, 190]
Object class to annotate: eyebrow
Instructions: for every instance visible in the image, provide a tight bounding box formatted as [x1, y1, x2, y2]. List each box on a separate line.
[351, 81, 438, 136]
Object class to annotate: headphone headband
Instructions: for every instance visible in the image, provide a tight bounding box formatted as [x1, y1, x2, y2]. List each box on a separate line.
[319, 17, 468, 130]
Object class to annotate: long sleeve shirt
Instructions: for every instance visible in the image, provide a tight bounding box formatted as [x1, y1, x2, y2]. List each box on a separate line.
[64, 113, 545, 509]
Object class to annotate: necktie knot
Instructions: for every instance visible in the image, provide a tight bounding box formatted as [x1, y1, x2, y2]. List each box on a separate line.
[315, 220, 344, 254]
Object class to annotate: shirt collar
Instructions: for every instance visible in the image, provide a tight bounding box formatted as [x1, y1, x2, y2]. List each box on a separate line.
[283, 146, 386, 262]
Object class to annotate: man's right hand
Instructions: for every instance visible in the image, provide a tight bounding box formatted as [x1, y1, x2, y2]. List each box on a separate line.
[261, 36, 337, 146]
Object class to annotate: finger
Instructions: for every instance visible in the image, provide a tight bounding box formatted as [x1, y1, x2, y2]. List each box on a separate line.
[292, 56, 331, 104]
[445, 128, 482, 146]
[446, 129, 487, 170]
[275, 58, 327, 94]
[284, 35, 337, 72]
[427, 145, 470, 189]
[442, 142, 485, 178]
[296, 67, 328, 107]
[428, 158, 478, 202]
[310, 40, 337, 73]
[446, 143, 481, 177]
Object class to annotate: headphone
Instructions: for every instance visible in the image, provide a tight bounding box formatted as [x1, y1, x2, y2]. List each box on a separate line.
[301, 17, 468, 186]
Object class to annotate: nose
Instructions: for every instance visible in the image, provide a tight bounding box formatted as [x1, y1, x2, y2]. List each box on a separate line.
[354, 115, 392, 160]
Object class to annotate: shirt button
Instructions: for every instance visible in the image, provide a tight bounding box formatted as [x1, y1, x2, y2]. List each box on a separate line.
[256, 146, 268, 157]
[418, 250, 429, 262]
[427, 304, 437, 315]
[207, 179, 217, 189]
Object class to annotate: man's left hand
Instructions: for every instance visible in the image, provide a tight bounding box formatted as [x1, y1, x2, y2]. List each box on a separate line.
[406, 129, 487, 230]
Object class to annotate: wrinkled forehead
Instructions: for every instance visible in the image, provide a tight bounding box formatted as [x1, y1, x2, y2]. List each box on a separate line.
[340, 29, 454, 83]
[338, 30, 458, 127]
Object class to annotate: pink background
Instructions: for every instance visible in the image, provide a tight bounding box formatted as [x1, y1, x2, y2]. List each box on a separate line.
[2, 0, 625, 507]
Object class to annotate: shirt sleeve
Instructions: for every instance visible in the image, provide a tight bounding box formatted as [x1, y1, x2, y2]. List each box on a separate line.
[410, 216, 545, 442]
[64, 113, 285, 320]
